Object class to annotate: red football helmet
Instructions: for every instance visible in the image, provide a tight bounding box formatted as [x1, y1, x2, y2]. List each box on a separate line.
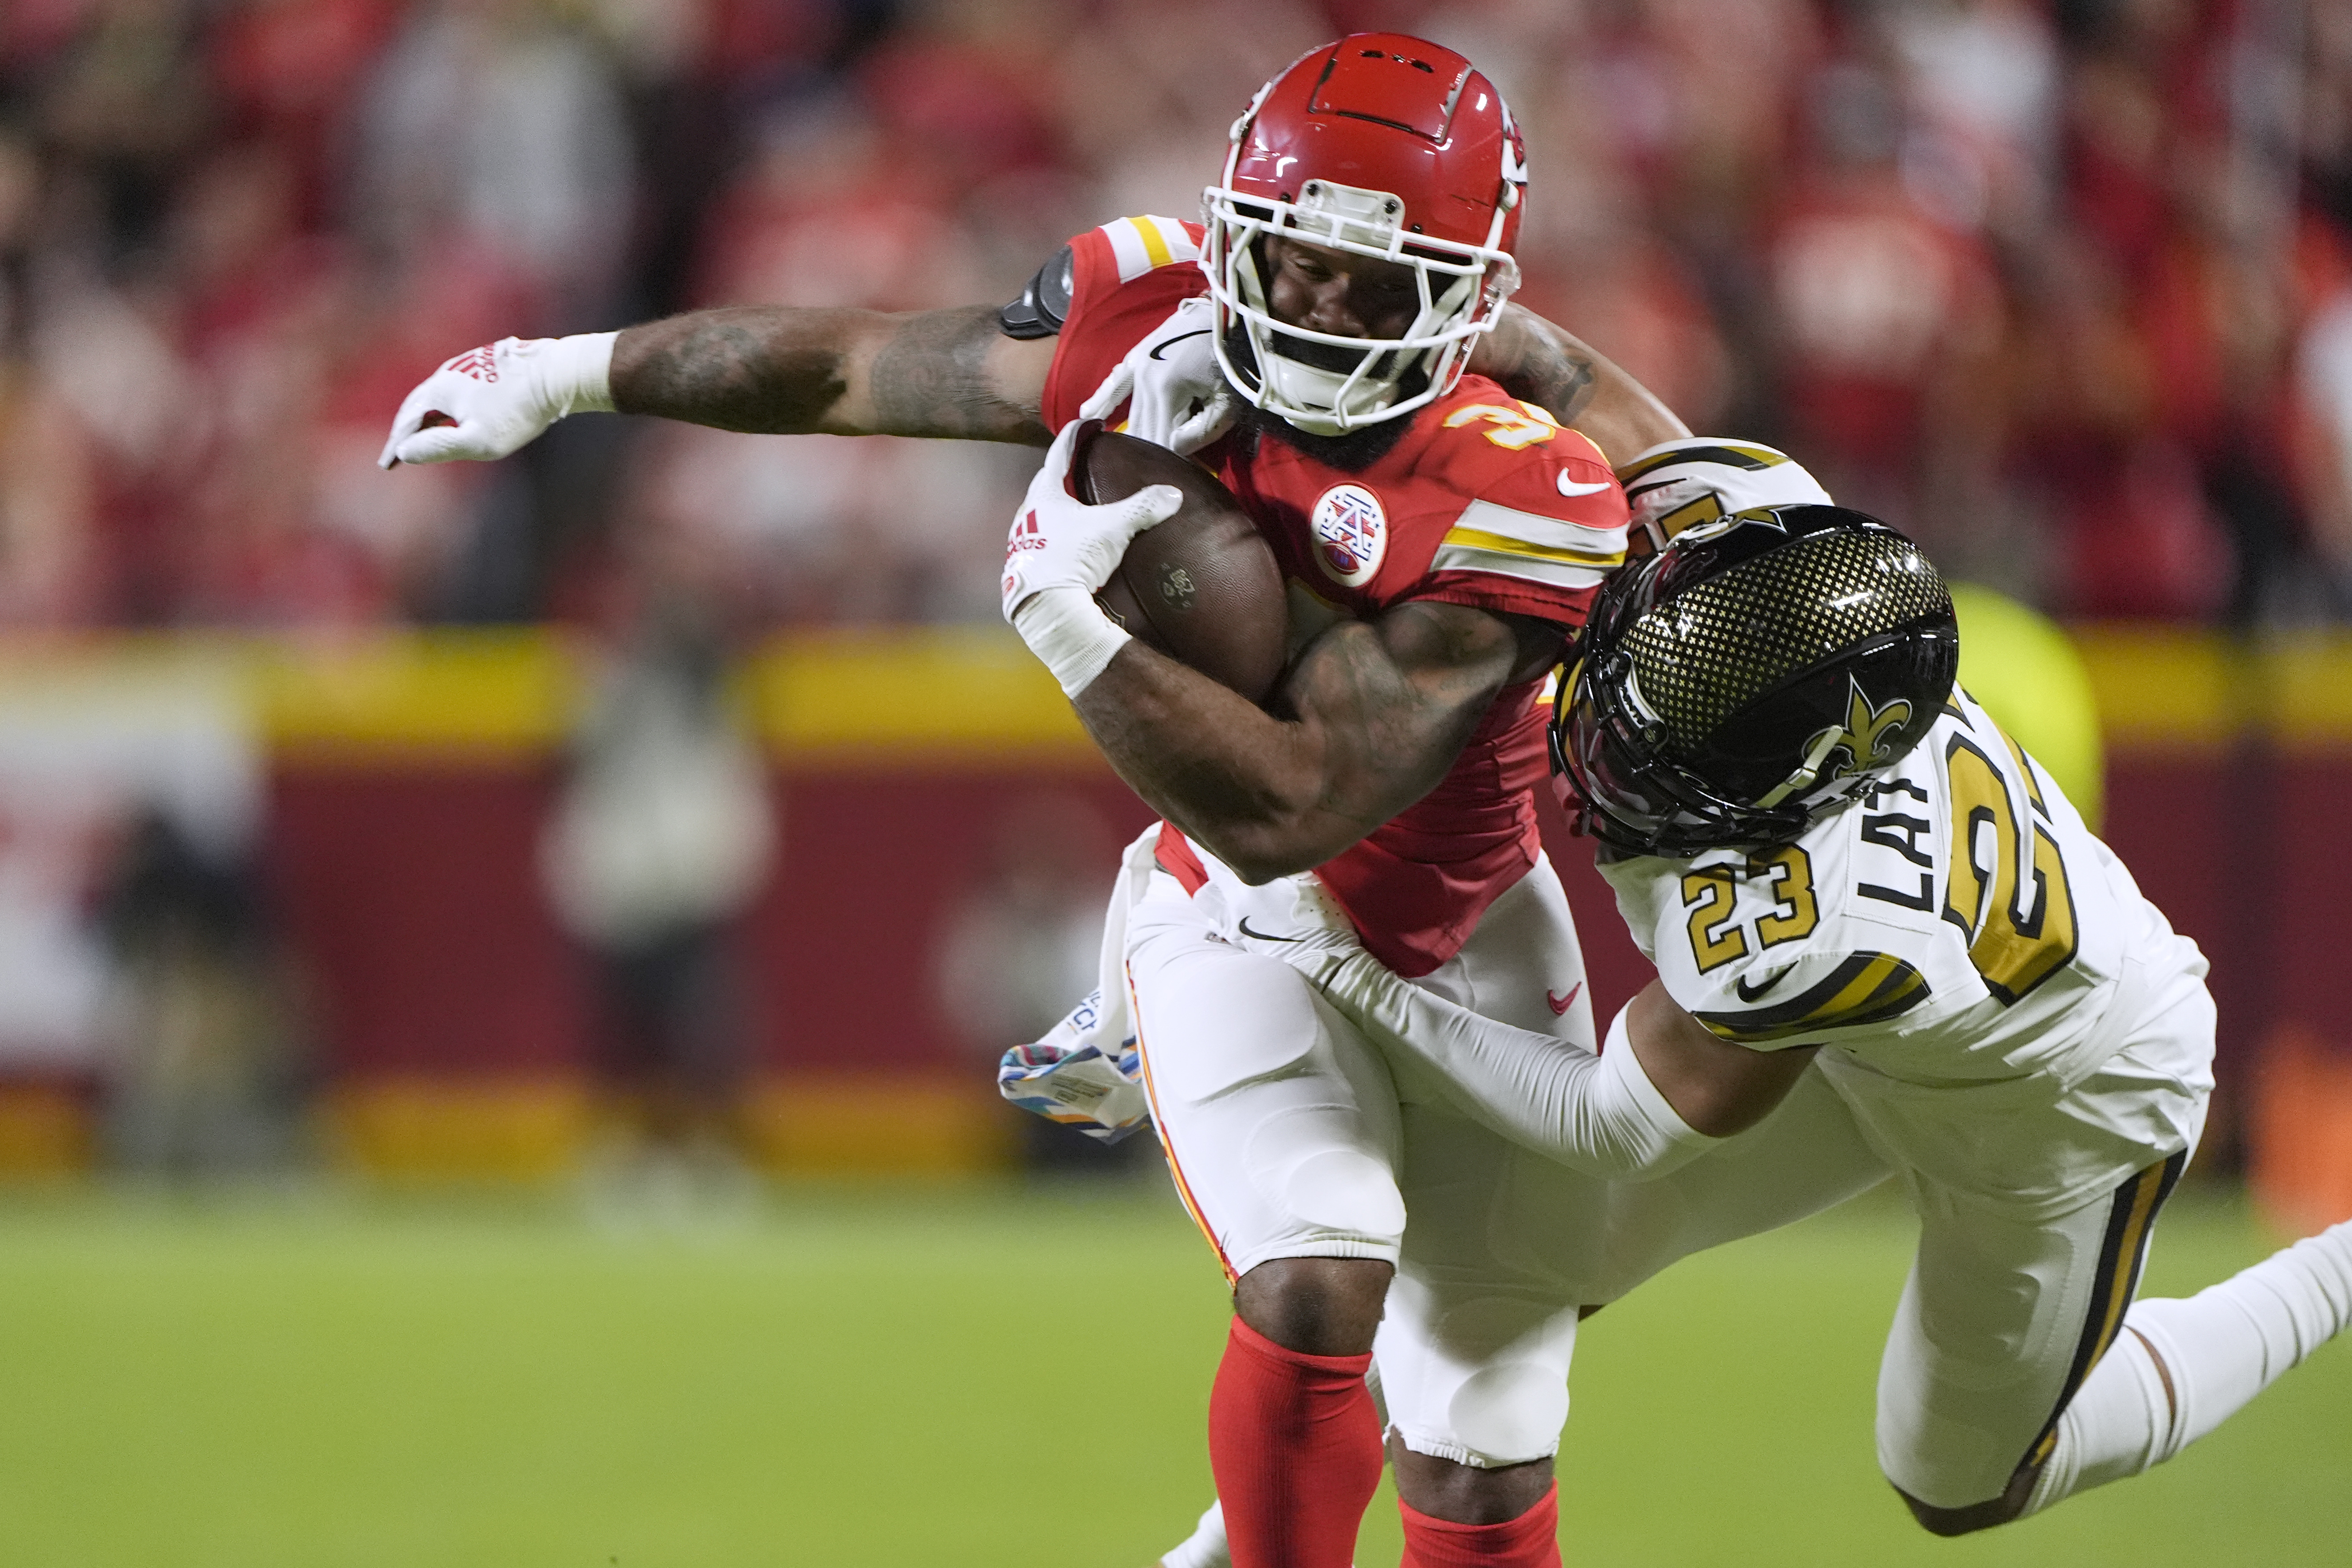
[1203, 35, 1528, 436]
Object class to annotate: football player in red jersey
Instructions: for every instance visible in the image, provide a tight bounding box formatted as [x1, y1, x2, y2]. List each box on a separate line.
[384, 36, 1689, 1568]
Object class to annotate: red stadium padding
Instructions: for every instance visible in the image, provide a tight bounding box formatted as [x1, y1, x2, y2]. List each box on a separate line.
[215, 627, 2352, 1188]
[270, 768, 587, 1080]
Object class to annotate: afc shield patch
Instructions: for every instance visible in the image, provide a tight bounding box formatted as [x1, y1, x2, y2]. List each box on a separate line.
[1310, 483, 1387, 588]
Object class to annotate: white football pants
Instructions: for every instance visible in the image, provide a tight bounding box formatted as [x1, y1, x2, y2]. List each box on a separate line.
[1125, 852, 1875, 1466]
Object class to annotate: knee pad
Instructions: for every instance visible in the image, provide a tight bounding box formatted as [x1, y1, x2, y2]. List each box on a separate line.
[1378, 1280, 1578, 1468]
[1436, 1355, 1573, 1467]
[1250, 1123, 1409, 1242]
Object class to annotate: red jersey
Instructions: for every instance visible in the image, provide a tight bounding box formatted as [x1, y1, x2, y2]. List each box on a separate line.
[1041, 217, 1630, 976]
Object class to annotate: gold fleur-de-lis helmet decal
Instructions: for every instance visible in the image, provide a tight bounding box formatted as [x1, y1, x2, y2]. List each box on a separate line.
[1806, 676, 1914, 783]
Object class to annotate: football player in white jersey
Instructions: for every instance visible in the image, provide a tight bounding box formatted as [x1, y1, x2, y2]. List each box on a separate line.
[1229, 499, 2352, 1537]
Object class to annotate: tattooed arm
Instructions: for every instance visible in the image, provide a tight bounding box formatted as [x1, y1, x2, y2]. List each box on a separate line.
[388, 295, 1658, 461]
[610, 304, 1058, 443]
[611, 298, 1675, 449]
[1474, 305, 1689, 462]
[1072, 601, 1559, 884]
[379, 302, 1059, 467]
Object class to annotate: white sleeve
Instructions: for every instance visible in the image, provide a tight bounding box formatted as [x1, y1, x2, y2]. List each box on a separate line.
[1295, 946, 1721, 1180]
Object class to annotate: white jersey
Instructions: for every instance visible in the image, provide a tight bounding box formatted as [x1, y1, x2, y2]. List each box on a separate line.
[1604, 689, 2210, 1212]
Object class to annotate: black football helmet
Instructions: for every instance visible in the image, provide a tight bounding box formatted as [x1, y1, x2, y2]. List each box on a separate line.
[1550, 504, 1959, 857]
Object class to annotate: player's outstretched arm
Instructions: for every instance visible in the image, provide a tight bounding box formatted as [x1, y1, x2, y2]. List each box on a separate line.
[381, 304, 1056, 467]
[611, 304, 1055, 442]
[1234, 921, 1814, 1178]
[1473, 305, 1689, 462]
[1074, 598, 1554, 884]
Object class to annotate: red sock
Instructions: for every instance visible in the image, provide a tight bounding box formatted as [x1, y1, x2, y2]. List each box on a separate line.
[1399, 1484, 1561, 1568]
[1208, 1317, 1382, 1568]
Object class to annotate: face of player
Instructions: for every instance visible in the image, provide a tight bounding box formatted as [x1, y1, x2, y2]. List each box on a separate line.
[1262, 236, 1421, 342]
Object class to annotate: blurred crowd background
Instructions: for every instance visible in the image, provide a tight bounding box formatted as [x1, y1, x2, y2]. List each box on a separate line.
[3, 0, 2350, 635]
[1, 0, 2350, 1198]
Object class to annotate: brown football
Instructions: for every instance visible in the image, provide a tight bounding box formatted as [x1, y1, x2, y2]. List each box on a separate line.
[1075, 426, 1287, 706]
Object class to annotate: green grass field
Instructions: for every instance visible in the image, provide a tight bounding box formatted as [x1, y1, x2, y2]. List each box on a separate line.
[0, 1178, 2342, 1567]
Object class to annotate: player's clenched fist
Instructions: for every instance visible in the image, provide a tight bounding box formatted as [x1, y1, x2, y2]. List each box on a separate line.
[1000, 419, 1182, 616]
[377, 332, 619, 468]
[1001, 419, 1182, 697]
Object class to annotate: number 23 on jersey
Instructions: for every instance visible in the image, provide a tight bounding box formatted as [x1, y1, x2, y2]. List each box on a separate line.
[1679, 717, 2078, 1005]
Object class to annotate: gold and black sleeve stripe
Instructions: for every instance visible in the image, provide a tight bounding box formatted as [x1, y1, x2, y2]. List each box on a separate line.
[1693, 951, 1932, 1043]
[1615, 442, 1791, 484]
[2021, 1149, 2190, 1474]
[1626, 492, 1725, 537]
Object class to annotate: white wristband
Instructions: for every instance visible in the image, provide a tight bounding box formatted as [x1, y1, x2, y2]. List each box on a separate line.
[540, 331, 619, 415]
[1013, 585, 1133, 697]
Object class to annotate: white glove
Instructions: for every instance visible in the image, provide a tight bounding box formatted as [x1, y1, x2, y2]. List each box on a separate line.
[378, 332, 618, 468]
[1615, 437, 1833, 556]
[1002, 420, 1182, 697]
[1080, 295, 1236, 456]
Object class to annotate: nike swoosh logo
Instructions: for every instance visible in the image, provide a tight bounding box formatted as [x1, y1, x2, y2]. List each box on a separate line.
[1236, 917, 1302, 943]
[1148, 329, 1212, 361]
[1546, 982, 1583, 1017]
[1558, 473, 1614, 497]
[1734, 965, 1796, 1003]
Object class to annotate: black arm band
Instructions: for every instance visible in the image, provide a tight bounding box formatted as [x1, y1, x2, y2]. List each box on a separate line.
[998, 245, 1074, 340]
